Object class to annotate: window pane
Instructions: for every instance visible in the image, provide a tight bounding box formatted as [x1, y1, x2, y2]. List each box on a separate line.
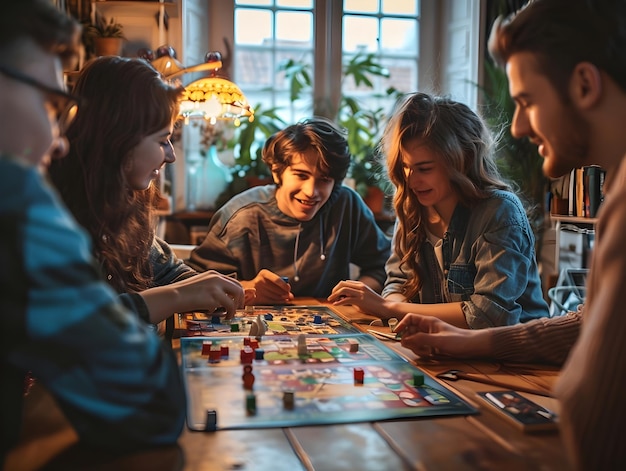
[382, 57, 417, 92]
[276, 11, 312, 45]
[382, 0, 418, 16]
[235, 9, 273, 45]
[343, 16, 379, 53]
[344, 0, 379, 14]
[236, 0, 272, 6]
[380, 18, 417, 55]
[235, 49, 273, 89]
[275, 50, 313, 90]
[277, 0, 313, 8]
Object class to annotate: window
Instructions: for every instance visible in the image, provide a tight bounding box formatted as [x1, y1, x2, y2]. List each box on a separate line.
[341, 0, 419, 117]
[232, 0, 420, 124]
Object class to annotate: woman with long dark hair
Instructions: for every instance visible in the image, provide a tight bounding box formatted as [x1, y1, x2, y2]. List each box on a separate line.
[49, 56, 247, 327]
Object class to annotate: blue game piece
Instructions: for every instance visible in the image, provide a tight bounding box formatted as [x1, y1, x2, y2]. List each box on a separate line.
[264, 313, 273, 321]
[313, 315, 323, 324]
[255, 348, 265, 360]
[205, 410, 217, 431]
[211, 314, 221, 324]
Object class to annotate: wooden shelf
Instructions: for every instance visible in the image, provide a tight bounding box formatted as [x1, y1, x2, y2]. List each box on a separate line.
[550, 214, 597, 225]
[92, 1, 179, 18]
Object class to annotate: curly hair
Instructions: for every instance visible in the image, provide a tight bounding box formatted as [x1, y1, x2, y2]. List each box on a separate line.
[48, 56, 183, 293]
[380, 92, 510, 300]
[262, 116, 351, 185]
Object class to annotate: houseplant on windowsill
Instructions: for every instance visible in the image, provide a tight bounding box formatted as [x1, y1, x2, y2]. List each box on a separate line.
[82, 13, 125, 57]
[214, 104, 285, 207]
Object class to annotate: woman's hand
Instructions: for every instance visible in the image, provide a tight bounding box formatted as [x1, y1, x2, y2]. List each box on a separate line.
[328, 280, 393, 319]
[140, 270, 245, 323]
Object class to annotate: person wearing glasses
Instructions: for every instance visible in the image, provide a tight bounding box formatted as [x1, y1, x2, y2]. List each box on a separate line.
[329, 93, 549, 328]
[0, 1, 185, 467]
[187, 117, 392, 305]
[48, 56, 249, 336]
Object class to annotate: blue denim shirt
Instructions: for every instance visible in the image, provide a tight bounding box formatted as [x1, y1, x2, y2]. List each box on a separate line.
[383, 190, 549, 328]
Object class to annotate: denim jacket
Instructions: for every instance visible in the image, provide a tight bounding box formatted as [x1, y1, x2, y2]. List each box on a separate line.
[383, 190, 549, 328]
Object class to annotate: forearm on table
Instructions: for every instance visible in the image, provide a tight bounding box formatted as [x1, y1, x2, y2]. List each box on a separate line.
[387, 301, 468, 328]
[492, 311, 581, 365]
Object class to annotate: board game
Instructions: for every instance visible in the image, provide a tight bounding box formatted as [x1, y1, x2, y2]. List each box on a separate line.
[180, 333, 477, 431]
[183, 305, 359, 337]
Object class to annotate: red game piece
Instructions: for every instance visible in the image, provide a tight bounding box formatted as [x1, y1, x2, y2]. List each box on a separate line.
[208, 347, 221, 363]
[242, 364, 255, 390]
[201, 341, 212, 356]
[353, 367, 364, 384]
[240, 346, 254, 364]
[220, 345, 229, 358]
[249, 339, 259, 350]
[243, 337, 251, 346]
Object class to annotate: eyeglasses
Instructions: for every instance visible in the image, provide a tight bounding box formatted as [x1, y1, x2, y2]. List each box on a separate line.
[0, 63, 80, 135]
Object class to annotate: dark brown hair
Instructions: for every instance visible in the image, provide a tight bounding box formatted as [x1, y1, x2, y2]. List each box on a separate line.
[262, 116, 351, 186]
[0, 0, 79, 68]
[488, 0, 626, 96]
[49, 56, 183, 293]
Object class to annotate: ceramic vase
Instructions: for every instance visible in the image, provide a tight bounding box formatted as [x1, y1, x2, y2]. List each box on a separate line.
[186, 145, 232, 210]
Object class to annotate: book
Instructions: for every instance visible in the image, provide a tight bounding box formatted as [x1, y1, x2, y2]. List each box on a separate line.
[477, 390, 559, 433]
[586, 165, 605, 217]
[565, 166, 606, 218]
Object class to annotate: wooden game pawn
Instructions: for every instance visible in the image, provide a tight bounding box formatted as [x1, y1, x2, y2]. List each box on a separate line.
[242, 364, 255, 390]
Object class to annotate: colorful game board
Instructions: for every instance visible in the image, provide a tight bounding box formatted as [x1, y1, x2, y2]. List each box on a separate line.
[183, 305, 358, 337]
[181, 333, 477, 431]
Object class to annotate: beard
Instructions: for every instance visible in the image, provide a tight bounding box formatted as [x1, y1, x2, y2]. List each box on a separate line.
[542, 105, 590, 179]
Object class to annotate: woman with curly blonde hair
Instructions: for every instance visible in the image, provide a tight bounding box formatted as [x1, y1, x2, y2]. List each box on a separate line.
[330, 92, 549, 329]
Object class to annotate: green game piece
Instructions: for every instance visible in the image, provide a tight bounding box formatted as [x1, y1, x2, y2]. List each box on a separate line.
[245, 393, 257, 415]
[413, 373, 425, 386]
[230, 323, 240, 332]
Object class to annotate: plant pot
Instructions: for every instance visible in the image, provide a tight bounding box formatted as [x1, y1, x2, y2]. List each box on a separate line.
[364, 186, 385, 214]
[94, 37, 124, 57]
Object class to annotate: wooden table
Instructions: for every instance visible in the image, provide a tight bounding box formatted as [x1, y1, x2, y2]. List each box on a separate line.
[177, 300, 570, 471]
[20, 299, 570, 470]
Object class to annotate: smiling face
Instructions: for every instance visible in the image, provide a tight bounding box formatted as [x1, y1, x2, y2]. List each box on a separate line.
[402, 138, 458, 216]
[506, 52, 590, 178]
[123, 124, 175, 190]
[273, 150, 335, 221]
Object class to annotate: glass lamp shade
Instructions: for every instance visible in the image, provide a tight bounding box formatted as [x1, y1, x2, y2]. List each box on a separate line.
[151, 55, 185, 78]
[179, 76, 254, 125]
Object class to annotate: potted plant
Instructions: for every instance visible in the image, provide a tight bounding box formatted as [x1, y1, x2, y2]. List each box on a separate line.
[479, 59, 548, 246]
[82, 13, 125, 57]
[213, 104, 285, 207]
